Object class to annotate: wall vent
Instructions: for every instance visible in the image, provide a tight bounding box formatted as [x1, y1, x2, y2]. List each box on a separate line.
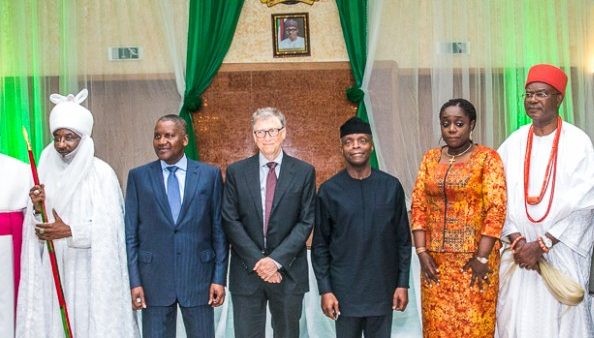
[108, 47, 142, 61]
[438, 42, 470, 55]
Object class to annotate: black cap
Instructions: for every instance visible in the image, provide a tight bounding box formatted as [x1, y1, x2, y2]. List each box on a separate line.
[340, 116, 372, 138]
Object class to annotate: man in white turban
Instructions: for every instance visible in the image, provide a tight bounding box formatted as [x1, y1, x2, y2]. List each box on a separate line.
[16, 89, 139, 337]
[0, 153, 31, 338]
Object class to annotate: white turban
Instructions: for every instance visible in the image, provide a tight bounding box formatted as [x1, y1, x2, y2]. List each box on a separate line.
[39, 88, 96, 213]
[49, 89, 93, 136]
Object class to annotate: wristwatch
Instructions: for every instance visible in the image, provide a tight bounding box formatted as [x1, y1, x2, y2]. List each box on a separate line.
[541, 236, 553, 249]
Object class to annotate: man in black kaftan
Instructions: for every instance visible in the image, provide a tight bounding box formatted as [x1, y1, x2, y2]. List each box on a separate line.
[312, 117, 412, 338]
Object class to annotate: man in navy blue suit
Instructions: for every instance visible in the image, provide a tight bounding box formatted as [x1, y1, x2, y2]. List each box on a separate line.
[125, 115, 228, 338]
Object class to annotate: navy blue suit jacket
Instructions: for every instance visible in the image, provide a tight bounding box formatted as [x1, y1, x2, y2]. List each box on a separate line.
[125, 159, 228, 307]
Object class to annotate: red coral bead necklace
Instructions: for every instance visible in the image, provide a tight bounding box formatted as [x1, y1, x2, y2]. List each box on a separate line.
[523, 116, 562, 223]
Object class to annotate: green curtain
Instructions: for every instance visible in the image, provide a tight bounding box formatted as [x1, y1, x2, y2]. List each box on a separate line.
[180, 0, 244, 159]
[0, 0, 47, 162]
[335, 0, 378, 168]
[501, 1, 574, 135]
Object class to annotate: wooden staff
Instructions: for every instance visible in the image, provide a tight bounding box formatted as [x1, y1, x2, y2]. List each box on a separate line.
[22, 127, 74, 338]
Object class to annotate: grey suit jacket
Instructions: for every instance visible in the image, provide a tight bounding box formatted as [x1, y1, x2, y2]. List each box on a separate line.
[222, 152, 315, 295]
[125, 159, 228, 307]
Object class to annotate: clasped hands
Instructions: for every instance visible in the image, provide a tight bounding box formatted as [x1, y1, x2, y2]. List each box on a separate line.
[512, 238, 543, 271]
[254, 257, 282, 283]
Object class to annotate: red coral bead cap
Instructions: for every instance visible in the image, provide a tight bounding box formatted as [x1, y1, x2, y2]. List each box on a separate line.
[525, 64, 568, 95]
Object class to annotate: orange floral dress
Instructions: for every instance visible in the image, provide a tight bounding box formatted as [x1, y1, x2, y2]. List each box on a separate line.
[411, 145, 506, 338]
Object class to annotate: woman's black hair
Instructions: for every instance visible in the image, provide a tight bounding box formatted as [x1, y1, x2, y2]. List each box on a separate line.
[439, 98, 477, 124]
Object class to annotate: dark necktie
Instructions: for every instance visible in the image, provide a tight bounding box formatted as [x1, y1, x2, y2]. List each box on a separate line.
[264, 162, 277, 238]
[166, 166, 181, 223]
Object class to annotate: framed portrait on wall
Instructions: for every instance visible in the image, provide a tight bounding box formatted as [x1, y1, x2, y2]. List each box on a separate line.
[272, 13, 310, 58]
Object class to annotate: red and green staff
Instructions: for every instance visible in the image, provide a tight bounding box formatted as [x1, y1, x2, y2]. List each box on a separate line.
[22, 127, 74, 338]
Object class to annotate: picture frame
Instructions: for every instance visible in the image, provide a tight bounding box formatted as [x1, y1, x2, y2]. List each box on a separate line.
[272, 13, 310, 58]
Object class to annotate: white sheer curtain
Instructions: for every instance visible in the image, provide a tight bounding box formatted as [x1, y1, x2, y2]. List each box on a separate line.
[367, 0, 594, 204]
[0, 0, 187, 181]
[37, 0, 189, 186]
[159, 0, 187, 100]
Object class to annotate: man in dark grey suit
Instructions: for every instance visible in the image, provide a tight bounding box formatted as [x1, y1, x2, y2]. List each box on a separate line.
[125, 115, 228, 338]
[223, 107, 316, 338]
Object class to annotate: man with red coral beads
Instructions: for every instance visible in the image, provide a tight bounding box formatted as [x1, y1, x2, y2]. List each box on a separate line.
[496, 64, 594, 337]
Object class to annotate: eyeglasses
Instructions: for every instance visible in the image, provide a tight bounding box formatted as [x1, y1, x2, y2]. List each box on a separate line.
[254, 127, 284, 138]
[286, 28, 298, 32]
[521, 91, 560, 100]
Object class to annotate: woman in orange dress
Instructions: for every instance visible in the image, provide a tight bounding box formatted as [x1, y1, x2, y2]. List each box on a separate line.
[411, 98, 506, 337]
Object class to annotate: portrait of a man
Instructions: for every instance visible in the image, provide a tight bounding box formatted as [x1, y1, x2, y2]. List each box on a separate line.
[272, 13, 310, 57]
[280, 19, 305, 50]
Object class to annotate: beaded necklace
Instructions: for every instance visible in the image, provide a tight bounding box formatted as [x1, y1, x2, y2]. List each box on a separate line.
[523, 116, 562, 223]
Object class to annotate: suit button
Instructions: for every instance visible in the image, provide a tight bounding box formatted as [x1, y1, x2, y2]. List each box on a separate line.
[177, 252, 181, 255]
[174, 230, 178, 234]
